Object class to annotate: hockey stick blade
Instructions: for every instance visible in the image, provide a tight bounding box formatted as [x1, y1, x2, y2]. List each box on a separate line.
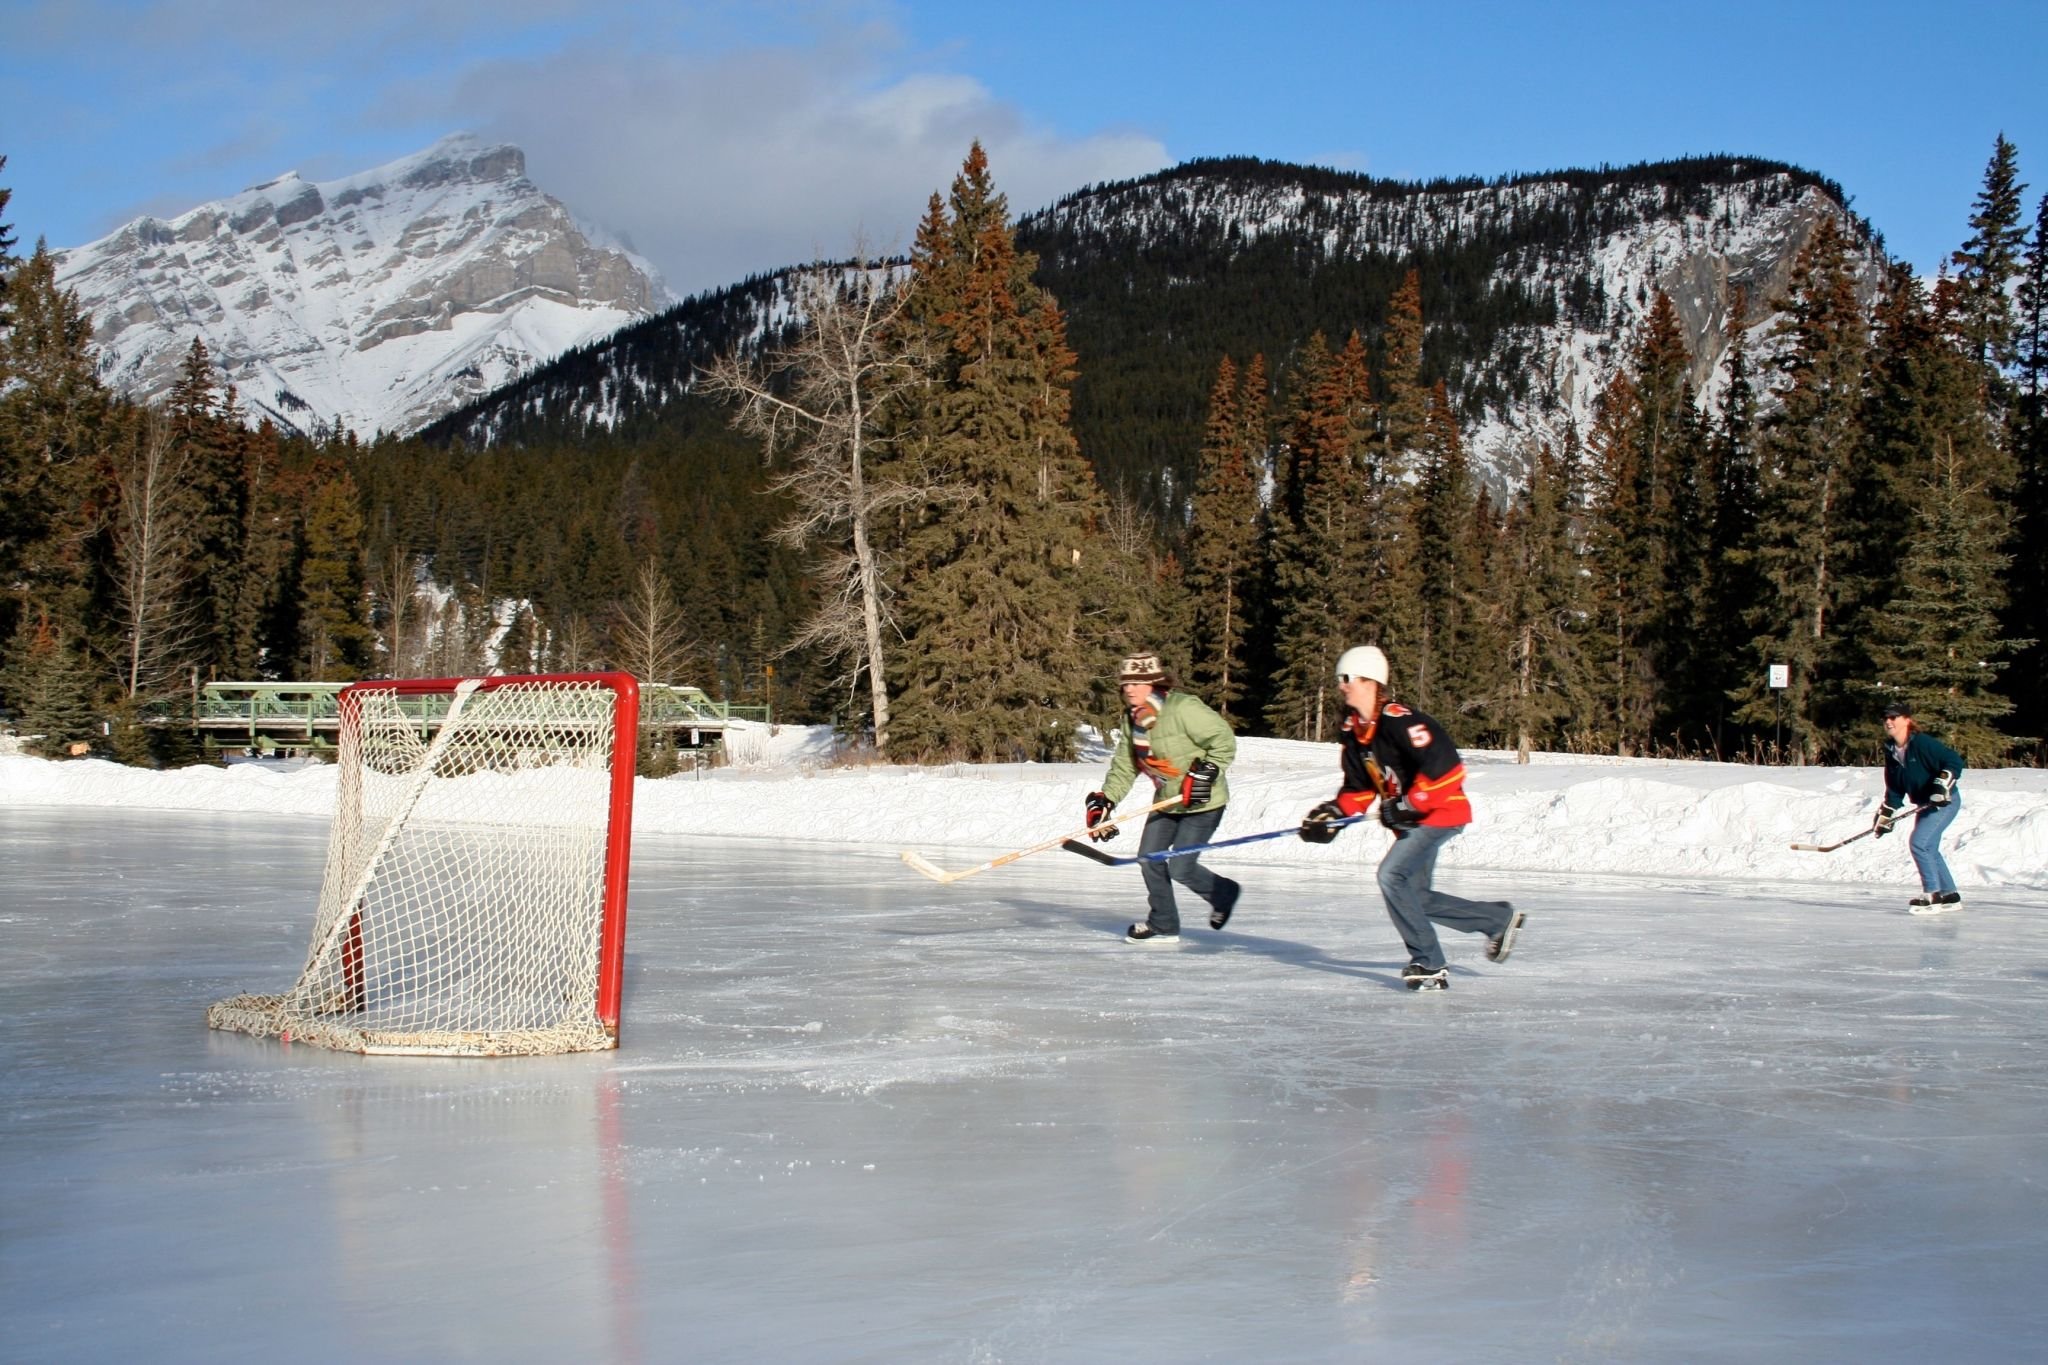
[900, 850, 959, 883]
[1060, 839, 1123, 865]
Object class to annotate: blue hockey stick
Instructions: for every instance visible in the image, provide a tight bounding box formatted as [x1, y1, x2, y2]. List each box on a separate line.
[1061, 815, 1364, 866]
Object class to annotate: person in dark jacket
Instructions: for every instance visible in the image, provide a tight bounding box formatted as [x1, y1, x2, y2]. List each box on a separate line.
[1085, 652, 1241, 944]
[1298, 645, 1522, 990]
[1874, 701, 1965, 912]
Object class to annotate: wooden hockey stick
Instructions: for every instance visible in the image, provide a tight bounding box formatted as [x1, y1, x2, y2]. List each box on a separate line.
[1790, 805, 1933, 852]
[901, 795, 1184, 884]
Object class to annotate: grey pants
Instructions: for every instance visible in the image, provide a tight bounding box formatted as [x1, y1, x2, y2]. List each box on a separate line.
[1376, 823, 1515, 970]
[1139, 807, 1228, 934]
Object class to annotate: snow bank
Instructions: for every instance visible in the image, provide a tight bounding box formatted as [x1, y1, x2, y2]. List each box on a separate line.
[4, 728, 2043, 890]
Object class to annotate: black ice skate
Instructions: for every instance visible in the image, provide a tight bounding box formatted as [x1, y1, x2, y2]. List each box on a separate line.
[1402, 962, 1449, 991]
[1208, 877, 1242, 931]
[1908, 891, 1962, 915]
[1486, 909, 1526, 963]
[1126, 923, 1181, 944]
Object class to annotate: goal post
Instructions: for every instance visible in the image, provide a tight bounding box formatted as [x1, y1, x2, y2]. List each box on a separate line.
[208, 672, 640, 1056]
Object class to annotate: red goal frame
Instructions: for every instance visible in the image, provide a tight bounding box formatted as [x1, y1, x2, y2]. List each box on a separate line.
[333, 671, 641, 1039]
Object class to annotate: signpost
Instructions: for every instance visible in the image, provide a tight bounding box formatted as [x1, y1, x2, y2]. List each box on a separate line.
[1768, 664, 1789, 758]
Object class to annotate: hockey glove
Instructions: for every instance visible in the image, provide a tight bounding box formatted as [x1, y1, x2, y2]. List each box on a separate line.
[1180, 758, 1219, 808]
[1929, 770, 1955, 807]
[1872, 805, 1899, 838]
[1299, 799, 1347, 844]
[1085, 791, 1119, 842]
[1378, 795, 1423, 831]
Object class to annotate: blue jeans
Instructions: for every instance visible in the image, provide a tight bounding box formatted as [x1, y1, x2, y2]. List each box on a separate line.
[1909, 792, 1961, 894]
[1376, 824, 1516, 970]
[1138, 807, 1228, 934]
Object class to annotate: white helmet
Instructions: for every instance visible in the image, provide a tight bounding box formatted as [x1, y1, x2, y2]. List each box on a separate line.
[1335, 645, 1389, 686]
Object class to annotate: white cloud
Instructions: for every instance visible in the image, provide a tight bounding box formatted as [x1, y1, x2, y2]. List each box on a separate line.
[439, 43, 1168, 295]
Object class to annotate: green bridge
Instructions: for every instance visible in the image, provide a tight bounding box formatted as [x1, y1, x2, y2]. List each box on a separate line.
[191, 681, 770, 758]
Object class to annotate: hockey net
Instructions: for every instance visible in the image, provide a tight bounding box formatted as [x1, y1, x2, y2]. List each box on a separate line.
[207, 673, 639, 1056]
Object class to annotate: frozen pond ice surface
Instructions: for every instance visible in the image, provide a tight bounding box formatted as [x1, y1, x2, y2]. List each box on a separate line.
[3, 807, 2046, 1362]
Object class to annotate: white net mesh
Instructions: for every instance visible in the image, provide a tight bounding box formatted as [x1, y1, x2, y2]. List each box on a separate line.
[208, 677, 632, 1056]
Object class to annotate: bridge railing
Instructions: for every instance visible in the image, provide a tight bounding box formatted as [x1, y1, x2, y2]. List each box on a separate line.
[188, 680, 770, 753]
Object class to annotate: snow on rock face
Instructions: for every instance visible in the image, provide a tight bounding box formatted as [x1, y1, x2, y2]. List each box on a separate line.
[53, 134, 671, 438]
[1028, 165, 1886, 494]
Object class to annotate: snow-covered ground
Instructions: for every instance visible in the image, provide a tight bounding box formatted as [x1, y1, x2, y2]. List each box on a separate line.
[4, 732, 2046, 1359]
[6, 723, 2043, 891]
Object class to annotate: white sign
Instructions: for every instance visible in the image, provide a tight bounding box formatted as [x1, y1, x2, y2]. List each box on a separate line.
[1768, 664, 1790, 690]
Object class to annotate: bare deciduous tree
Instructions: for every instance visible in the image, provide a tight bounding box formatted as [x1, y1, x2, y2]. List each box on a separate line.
[606, 557, 693, 685]
[553, 614, 598, 672]
[702, 253, 935, 751]
[111, 410, 202, 700]
[369, 545, 426, 677]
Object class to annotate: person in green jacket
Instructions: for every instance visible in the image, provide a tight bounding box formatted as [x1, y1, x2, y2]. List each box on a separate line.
[1084, 652, 1241, 944]
[1874, 700, 1965, 912]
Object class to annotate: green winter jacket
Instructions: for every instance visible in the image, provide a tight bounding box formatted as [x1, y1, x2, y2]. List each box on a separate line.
[1101, 688, 1237, 814]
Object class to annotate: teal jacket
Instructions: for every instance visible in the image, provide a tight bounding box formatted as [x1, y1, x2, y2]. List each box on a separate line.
[1883, 731, 1964, 810]
[1101, 689, 1236, 814]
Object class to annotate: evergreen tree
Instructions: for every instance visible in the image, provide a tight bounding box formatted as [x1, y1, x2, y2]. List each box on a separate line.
[1486, 434, 1590, 758]
[1377, 269, 1428, 467]
[0, 154, 17, 328]
[1184, 355, 1264, 723]
[1949, 135, 2028, 393]
[228, 421, 294, 678]
[3, 614, 100, 757]
[164, 340, 250, 678]
[885, 144, 1129, 761]
[1734, 215, 1870, 761]
[1630, 292, 1716, 746]
[1863, 430, 2023, 762]
[297, 469, 372, 679]
[1582, 370, 1655, 752]
[1453, 484, 1513, 743]
[1405, 380, 1480, 715]
[1263, 333, 1364, 739]
[2007, 193, 2048, 751]
[1702, 288, 1764, 754]
[0, 244, 109, 717]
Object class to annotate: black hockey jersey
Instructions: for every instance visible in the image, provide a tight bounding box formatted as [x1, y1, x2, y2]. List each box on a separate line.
[1332, 702, 1472, 828]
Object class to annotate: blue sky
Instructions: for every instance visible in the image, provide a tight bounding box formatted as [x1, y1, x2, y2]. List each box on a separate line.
[5, 0, 2045, 296]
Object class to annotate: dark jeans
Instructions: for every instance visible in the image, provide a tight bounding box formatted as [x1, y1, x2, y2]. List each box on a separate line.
[1138, 806, 1228, 934]
[1375, 823, 1515, 970]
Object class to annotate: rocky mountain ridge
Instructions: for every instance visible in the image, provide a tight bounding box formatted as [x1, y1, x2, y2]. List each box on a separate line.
[423, 153, 1883, 511]
[54, 134, 669, 437]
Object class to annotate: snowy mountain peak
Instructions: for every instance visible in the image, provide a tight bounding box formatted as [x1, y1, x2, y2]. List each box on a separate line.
[54, 134, 672, 437]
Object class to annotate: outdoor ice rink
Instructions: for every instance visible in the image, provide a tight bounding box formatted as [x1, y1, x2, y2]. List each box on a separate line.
[5, 806, 2046, 1363]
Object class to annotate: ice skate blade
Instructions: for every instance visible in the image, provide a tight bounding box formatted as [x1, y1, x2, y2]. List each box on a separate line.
[1907, 903, 1960, 915]
[1486, 910, 1525, 963]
